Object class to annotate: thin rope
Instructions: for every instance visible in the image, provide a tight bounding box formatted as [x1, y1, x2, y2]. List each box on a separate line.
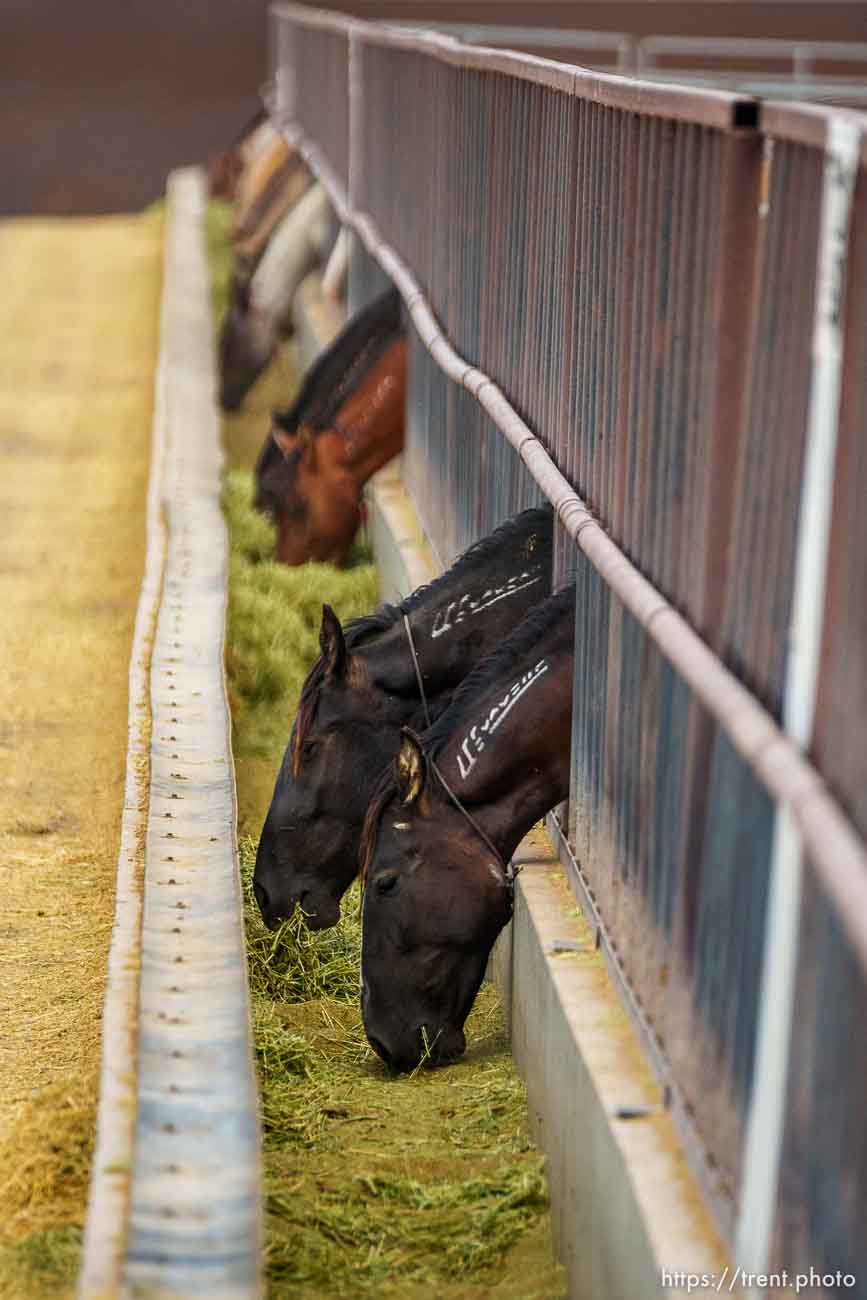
[403, 613, 432, 728]
[428, 756, 517, 890]
[403, 613, 516, 890]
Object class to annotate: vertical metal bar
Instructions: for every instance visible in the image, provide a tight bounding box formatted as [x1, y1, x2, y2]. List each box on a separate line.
[736, 116, 861, 1285]
[346, 30, 362, 314]
[677, 128, 763, 980]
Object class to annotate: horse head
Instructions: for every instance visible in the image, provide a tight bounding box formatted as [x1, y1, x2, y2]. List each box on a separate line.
[359, 728, 514, 1072]
[272, 430, 362, 565]
[253, 420, 303, 519]
[253, 603, 414, 929]
[271, 338, 407, 565]
[218, 274, 276, 412]
[360, 586, 575, 1072]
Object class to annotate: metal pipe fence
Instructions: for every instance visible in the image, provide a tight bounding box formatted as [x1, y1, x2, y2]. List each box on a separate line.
[269, 5, 867, 1287]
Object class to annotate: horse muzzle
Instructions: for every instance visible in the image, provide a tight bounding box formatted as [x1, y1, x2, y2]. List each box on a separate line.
[365, 1021, 466, 1073]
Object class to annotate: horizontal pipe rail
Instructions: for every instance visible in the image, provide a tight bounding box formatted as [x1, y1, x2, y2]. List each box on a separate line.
[273, 3, 759, 130]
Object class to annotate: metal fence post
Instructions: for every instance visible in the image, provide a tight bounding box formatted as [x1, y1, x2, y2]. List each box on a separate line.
[735, 115, 860, 1285]
[347, 28, 363, 315]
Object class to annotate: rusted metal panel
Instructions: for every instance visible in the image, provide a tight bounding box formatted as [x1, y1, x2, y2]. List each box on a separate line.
[774, 863, 867, 1286]
[569, 547, 775, 1216]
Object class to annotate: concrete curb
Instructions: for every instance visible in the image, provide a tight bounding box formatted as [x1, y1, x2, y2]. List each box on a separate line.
[79, 168, 262, 1300]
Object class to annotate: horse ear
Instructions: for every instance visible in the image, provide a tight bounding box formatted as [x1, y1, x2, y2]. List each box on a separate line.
[319, 604, 346, 678]
[396, 728, 426, 805]
[273, 429, 294, 458]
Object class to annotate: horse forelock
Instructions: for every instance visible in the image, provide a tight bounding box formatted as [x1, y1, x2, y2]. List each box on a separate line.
[358, 765, 395, 888]
[291, 658, 326, 775]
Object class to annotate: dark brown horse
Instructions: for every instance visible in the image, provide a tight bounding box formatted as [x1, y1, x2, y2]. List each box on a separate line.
[252, 506, 553, 930]
[254, 286, 405, 565]
[359, 585, 575, 1072]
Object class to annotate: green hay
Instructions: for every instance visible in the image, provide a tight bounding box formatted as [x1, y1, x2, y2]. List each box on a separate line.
[212, 200, 566, 1299]
[241, 837, 363, 1008]
[204, 199, 234, 323]
[223, 469, 377, 833]
[236, 840, 564, 1299]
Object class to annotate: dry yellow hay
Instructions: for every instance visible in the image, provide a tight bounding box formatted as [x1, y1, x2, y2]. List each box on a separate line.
[0, 210, 162, 1297]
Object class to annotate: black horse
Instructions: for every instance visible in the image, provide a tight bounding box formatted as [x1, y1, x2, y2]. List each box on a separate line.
[359, 585, 575, 1072]
[253, 506, 554, 930]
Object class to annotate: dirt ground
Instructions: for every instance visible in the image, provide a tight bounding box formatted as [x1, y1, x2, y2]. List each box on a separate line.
[0, 211, 162, 1294]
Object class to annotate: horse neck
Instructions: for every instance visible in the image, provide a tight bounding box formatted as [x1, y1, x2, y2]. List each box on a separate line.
[407, 529, 553, 695]
[431, 609, 575, 858]
[360, 507, 554, 705]
[236, 163, 309, 267]
[233, 140, 291, 237]
[253, 185, 329, 324]
[332, 338, 407, 485]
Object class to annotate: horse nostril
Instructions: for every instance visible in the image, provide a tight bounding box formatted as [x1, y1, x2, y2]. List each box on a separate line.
[368, 1035, 396, 1070]
[253, 880, 270, 918]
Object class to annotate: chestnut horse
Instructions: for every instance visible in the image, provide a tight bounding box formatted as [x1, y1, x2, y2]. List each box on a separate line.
[252, 286, 405, 559]
[218, 184, 332, 411]
[360, 585, 575, 1072]
[273, 336, 406, 565]
[252, 506, 553, 930]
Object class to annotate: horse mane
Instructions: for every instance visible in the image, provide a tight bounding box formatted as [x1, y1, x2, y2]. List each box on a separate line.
[256, 286, 402, 487]
[357, 580, 572, 882]
[273, 286, 402, 439]
[234, 150, 306, 248]
[292, 504, 554, 769]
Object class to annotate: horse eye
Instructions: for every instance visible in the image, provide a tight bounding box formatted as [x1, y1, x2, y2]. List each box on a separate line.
[302, 739, 319, 759]
[375, 873, 399, 896]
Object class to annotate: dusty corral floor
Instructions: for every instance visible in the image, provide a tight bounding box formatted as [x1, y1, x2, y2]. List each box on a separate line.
[0, 211, 162, 1297]
[211, 203, 566, 1298]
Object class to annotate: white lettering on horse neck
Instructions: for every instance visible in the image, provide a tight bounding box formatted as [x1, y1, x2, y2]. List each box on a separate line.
[430, 568, 543, 640]
[456, 660, 549, 781]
